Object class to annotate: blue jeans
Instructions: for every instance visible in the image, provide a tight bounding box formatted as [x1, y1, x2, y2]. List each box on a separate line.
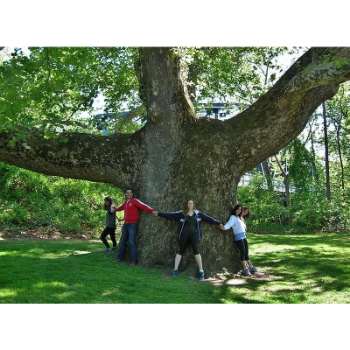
[117, 223, 138, 263]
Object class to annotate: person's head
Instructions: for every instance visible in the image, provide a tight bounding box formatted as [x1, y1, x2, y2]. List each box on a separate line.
[183, 199, 195, 214]
[104, 196, 113, 210]
[125, 189, 133, 200]
[231, 204, 242, 216]
[241, 207, 250, 219]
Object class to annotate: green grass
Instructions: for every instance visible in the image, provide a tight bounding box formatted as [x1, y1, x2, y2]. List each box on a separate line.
[0, 233, 349, 303]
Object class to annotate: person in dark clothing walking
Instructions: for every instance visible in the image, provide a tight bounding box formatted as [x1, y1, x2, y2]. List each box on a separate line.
[154, 199, 221, 280]
[100, 197, 117, 253]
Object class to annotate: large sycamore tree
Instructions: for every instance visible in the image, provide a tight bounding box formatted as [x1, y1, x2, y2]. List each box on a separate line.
[1, 47, 350, 273]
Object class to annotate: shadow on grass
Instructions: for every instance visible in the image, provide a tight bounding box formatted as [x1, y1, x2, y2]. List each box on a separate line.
[0, 241, 226, 303]
[219, 234, 350, 303]
[0, 235, 349, 303]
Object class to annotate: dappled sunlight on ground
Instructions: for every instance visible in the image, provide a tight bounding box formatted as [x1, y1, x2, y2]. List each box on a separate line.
[0, 233, 349, 303]
[219, 233, 350, 303]
[72, 250, 92, 255]
[0, 288, 18, 298]
[34, 281, 68, 289]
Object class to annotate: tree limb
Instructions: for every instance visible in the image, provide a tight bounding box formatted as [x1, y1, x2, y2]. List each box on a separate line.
[224, 47, 350, 174]
[137, 48, 196, 124]
[0, 128, 144, 190]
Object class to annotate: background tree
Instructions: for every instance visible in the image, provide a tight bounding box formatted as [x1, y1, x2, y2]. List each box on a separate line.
[326, 85, 350, 193]
[322, 102, 332, 200]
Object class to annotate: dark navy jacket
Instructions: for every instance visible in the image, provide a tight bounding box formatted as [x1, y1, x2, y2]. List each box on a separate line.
[158, 209, 221, 240]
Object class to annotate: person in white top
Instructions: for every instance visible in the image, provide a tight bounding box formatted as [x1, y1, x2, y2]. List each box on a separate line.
[240, 207, 257, 275]
[219, 204, 257, 276]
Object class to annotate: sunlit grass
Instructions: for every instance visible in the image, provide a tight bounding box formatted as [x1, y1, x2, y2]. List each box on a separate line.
[0, 233, 349, 303]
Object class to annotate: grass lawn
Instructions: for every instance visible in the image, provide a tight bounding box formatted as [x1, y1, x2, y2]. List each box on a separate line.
[0, 233, 349, 303]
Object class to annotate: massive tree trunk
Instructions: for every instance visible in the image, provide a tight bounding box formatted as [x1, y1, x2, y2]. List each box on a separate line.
[135, 48, 240, 272]
[2, 47, 350, 273]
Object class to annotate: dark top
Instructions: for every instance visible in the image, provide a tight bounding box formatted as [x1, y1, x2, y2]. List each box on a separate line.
[158, 209, 221, 240]
[183, 214, 197, 235]
[105, 207, 116, 228]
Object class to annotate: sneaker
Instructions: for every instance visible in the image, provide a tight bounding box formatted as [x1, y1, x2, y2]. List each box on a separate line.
[104, 248, 111, 253]
[171, 270, 179, 277]
[197, 271, 205, 281]
[249, 265, 257, 274]
[241, 268, 251, 277]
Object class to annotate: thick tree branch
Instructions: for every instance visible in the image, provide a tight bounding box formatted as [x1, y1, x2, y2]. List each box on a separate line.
[224, 47, 350, 174]
[137, 48, 196, 124]
[0, 128, 144, 190]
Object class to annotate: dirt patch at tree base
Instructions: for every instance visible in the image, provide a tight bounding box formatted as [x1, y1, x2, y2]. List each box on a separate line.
[206, 271, 282, 287]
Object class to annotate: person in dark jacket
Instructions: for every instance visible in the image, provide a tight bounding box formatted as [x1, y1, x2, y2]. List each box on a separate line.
[100, 197, 117, 253]
[154, 199, 221, 280]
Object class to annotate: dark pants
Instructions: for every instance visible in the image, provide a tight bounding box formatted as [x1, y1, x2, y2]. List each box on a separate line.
[117, 223, 138, 263]
[100, 227, 116, 249]
[234, 238, 249, 261]
[178, 230, 200, 255]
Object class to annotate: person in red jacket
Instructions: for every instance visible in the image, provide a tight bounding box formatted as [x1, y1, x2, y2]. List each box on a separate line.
[115, 189, 155, 264]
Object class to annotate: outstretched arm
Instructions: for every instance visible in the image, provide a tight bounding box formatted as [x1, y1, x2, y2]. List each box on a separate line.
[220, 216, 236, 231]
[157, 211, 183, 221]
[199, 212, 221, 225]
[114, 202, 126, 212]
[134, 198, 155, 214]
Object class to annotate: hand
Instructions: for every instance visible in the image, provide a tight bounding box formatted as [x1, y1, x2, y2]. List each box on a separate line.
[152, 210, 158, 216]
[219, 224, 225, 231]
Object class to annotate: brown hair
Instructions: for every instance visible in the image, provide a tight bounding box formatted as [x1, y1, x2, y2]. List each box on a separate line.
[104, 196, 113, 210]
[183, 199, 195, 215]
[230, 204, 242, 217]
[240, 207, 250, 219]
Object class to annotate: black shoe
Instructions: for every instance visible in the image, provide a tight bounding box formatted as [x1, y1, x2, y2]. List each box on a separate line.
[197, 271, 205, 281]
[249, 266, 257, 274]
[241, 269, 252, 277]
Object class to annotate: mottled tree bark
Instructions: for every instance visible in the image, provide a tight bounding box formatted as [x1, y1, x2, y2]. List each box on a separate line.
[0, 129, 143, 190]
[1, 47, 350, 273]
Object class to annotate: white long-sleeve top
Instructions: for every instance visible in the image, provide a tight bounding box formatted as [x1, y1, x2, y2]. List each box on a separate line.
[223, 215, 247, 241]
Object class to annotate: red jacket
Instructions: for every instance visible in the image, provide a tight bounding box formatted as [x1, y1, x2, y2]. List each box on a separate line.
[115, 198, 154, 224]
